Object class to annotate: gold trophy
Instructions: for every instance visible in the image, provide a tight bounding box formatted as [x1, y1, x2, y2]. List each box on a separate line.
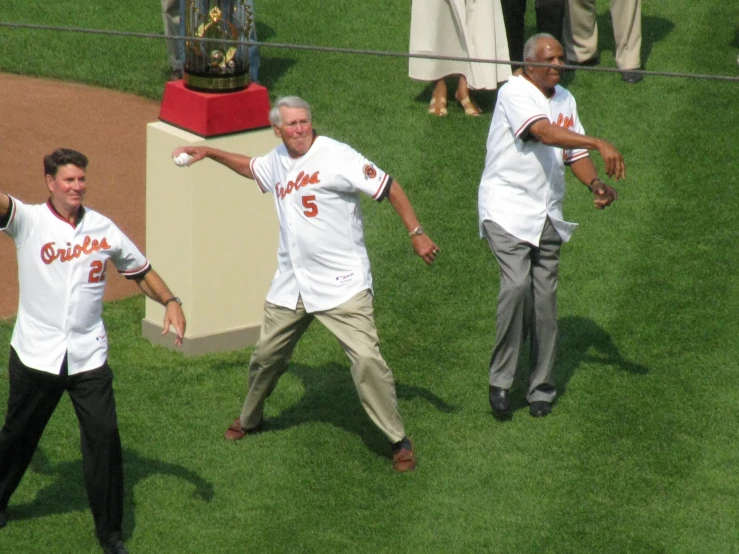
[184, 0, 255, 92]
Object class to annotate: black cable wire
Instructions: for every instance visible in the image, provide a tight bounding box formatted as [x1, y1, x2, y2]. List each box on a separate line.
[1, 21, 738, 82]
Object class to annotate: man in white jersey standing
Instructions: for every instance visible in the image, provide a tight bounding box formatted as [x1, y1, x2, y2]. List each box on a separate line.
[0, 148, 186, 554]
[478, 34, 624, 420]
[173, 96, 439, 472]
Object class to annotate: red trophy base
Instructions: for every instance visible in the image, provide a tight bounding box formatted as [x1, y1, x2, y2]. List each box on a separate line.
[159, 81, 271, 137]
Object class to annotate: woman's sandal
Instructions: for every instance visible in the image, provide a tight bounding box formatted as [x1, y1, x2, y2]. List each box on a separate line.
[428, 95, 448, 117]
[457, 95, 482, 116]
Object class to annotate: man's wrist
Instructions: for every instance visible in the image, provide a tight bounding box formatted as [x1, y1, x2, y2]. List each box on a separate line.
[589, 178, 605, 192]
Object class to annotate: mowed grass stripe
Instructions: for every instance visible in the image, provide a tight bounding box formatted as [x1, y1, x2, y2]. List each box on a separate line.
[547, 2, 739, 551]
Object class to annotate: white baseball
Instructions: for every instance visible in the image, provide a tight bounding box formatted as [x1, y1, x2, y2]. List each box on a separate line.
[173, 152, 192, 167]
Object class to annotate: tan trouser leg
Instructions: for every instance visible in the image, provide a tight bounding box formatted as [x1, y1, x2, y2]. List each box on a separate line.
[563, 0, 598, 63]
[316, 290, 406, 443]
[610, 0, 642, 69]
[239, 301, 313, 429]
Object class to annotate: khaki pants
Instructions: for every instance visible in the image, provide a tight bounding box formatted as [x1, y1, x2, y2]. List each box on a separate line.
[564, 0, 642, 70]
[238, 290, 406, 443]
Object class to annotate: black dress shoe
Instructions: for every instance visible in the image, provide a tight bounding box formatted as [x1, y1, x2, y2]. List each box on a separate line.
[489, 386, 511, 418]
[529, 401, 552, 418]
[167, 68, 183, 81]
[0, 509, 7, 529]
[567, 56, 600, 67]
[621, 70, 643, 83]
[102, 540, 129, 554]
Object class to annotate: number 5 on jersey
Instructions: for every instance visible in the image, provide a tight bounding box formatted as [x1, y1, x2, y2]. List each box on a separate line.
[302, 195, 318, 218]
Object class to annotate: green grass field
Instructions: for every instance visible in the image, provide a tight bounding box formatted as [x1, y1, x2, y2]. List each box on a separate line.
[1, 1, 739, 552]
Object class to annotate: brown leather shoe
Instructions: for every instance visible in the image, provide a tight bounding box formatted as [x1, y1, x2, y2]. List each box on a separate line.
[224, 417, 263, 441]
[392, 438, 417, 472]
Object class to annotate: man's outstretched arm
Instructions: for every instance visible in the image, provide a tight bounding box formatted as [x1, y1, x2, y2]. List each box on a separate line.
[171, 146, 255, 180]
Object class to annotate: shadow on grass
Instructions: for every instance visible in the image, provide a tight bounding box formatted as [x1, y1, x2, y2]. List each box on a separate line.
[556, 315, 648, 393]
[254, 55, 297, 89]
[8, 448, 214, 541]
[508, 315, 648, 411]
[251, 21, 298, 89]
[260, 362, 454, 459]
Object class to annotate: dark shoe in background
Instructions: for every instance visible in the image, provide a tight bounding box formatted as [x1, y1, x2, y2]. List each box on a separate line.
[566, 56, 600, 67]
[168, 68, 183, 81]
[621, 69, 644, 83]
[102, 540, 128, 554]
[489, 386, 511, 420]
[529, 401, 553, 418]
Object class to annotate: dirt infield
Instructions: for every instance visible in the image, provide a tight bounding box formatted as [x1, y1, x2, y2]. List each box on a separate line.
[0, 73, 161, 319]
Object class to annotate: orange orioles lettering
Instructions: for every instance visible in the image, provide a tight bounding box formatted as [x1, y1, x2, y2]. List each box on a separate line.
[276, 171, 321, 200]
[555, 113, 575, 130]
[556, 113, 576, 160]
[41, 235, 111, 265]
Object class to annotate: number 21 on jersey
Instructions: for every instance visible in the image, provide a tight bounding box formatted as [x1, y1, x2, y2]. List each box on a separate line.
[88, 260, 106, 283]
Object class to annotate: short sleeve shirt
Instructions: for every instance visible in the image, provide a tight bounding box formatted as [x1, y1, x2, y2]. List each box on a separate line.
[1, 197, 150, 374]
[478, 75, 589, 245]
[249, 136, 392, 313]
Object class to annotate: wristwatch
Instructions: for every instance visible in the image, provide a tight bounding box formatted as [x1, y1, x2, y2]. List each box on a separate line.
[164, 296, 182, 306]
[589, 178, 605, 192]
[409, 226, 425, 237]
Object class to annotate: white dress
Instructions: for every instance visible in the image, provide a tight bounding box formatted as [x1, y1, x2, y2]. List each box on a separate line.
[409, 0, 511, 90]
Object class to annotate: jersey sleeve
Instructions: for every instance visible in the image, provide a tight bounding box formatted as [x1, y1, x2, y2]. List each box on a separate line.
[1, 196, 36, 247]
[501, 83, 550, 142]
[106, 222, 151, 279]
[332, 142, 391, 202]
[250, 151, 277, 194]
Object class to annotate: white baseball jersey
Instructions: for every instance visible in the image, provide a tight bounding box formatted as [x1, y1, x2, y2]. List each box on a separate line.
[1, 197, 150, 375]
[478, 75, 589, 246]
[249, 136, 392, 313]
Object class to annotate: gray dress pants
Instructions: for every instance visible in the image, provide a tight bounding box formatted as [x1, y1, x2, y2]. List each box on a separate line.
[483, 218, 562, 403]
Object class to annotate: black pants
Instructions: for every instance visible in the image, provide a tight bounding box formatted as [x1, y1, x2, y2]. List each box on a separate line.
[0, 348, 123, 545]
[501, 0, 566, 62]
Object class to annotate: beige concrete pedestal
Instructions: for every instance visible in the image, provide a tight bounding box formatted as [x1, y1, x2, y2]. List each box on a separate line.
[143, 121, 280, 356]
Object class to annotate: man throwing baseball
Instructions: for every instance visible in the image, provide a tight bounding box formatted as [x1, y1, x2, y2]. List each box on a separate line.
[0, 148, 186, 554]
[173, 96, 438, 472]
[479, 34, 623, 420]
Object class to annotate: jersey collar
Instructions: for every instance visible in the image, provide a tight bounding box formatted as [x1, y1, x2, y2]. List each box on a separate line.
[46, 199, 85, 228]
[522, 73, 557, 99]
